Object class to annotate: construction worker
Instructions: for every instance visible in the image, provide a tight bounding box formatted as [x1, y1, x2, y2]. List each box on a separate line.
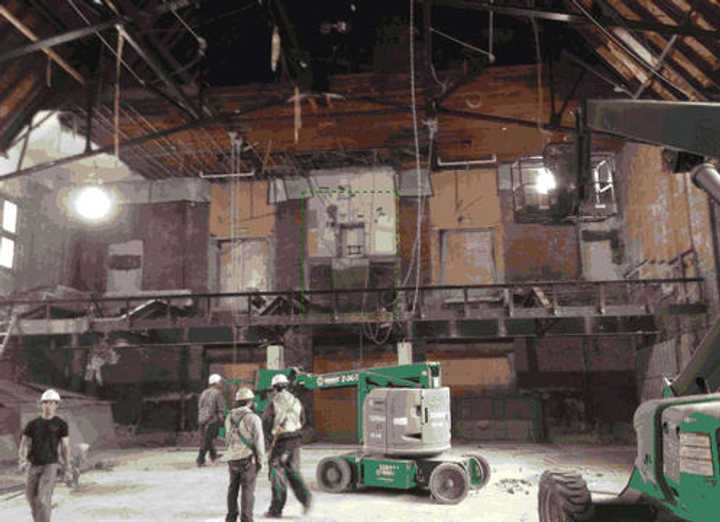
[262, 373, 312, 518]
[225, 387, 266, 522]
[17, 389, 72, 522]
[197, 373, 226, 467]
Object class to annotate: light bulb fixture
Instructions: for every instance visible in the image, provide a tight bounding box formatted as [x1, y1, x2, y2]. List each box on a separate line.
[536, 167, 557, 195]
[72, 184, 114, 222]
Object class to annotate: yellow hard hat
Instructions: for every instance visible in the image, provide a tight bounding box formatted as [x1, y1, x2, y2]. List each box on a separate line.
[235, 387, 255, 401]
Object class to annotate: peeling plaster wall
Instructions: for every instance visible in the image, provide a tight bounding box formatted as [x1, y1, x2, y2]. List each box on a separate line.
[497, 183, 580, 281]
[305, 168, 396, 258]
[616, 144, 716, 300]
[579, 217, 625, 281]
[399, 198, 431, 286]
[0, 177, 75, 295]
[273, 199, 305, 291]
[72, 201, 210, 293]
[209, 180, 275, 238]
[616, 144, 719, 400]
[428, 169, 505, 284]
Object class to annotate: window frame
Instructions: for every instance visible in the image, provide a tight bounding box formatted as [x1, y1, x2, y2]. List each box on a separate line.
[0, 195, 19, 272]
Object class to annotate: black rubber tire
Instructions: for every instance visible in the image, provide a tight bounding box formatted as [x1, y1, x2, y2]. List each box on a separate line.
[429, 462, 470, 505]
[538, 471, 595, 522]
[316, 457, 353, 493]
[463, 453, 492, 490]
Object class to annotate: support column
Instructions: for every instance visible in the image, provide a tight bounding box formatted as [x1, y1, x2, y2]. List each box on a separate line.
[397, 341, 413, 365]
[267, 344, 285, 369]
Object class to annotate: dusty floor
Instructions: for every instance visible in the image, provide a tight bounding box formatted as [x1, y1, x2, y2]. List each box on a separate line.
[0, 443, 660, 521]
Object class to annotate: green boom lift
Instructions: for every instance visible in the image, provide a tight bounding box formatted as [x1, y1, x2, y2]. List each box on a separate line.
[253, 362, 491, 504]
[539, 100, 720, 522]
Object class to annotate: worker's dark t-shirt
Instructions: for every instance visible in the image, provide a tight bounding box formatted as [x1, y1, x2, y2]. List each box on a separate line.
[22, 417, 69, 466]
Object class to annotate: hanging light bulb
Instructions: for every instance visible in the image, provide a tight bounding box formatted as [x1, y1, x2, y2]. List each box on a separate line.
[536, 167, 557, 195]
[71, 163, 114, 221]
[73, 185, 113, 221]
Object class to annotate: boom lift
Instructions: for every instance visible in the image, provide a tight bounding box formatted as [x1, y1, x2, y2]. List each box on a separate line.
[539, 100, 720, 522]
[254, 362, 491, 504]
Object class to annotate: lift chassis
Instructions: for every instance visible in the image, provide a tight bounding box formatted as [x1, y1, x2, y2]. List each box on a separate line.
[254, 363, 491, 504]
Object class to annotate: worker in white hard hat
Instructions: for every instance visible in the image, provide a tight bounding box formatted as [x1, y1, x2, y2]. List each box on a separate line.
[17, 389, 71, 522]
[224, 387, 266, 522]
[196, 373, 226, 467]
[262, 373, 312, 518]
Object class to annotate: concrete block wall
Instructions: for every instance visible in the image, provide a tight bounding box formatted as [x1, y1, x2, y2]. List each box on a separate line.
[513, 336, 637, 440]
[454, 394, 543, 442]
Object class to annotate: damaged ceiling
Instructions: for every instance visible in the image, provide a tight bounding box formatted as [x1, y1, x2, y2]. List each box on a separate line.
[0, 1, 718, 181]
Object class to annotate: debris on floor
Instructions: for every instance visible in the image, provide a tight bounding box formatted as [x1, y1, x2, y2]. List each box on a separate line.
[495, 478, 533, 495]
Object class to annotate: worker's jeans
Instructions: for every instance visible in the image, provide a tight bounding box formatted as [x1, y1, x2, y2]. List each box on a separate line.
[268, 436, 311, 515]
[226, 457, 257, 522]
[25, 463, 58, 522]
[197, 420, 221, 465]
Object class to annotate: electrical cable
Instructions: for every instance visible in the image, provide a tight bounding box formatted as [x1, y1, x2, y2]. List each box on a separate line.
[430, 27, 495, 62]
[409, 0, 424, 317]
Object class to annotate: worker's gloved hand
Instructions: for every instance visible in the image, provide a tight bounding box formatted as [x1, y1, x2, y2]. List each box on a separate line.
[17, 460, 28, 474]
[256, 460, 263, 474]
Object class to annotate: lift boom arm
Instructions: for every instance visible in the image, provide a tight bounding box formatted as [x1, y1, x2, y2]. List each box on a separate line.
[254, 362, 442, 442]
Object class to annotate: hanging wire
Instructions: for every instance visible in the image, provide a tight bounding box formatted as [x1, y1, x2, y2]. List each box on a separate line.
[67, 0, 147, 86]
[430, 27, 495, 61]
[409, 0, 424, 317]
[166, 1, 204, 43]
[530, 18, 552, 139]
[227, 132, 238, 363]
[488, 0, 494, 60]
[114, 29, 125, 159]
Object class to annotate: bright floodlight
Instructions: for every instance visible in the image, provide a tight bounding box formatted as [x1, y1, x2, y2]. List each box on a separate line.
[536, 168, 557, 195]
[73, 185, 113, 221]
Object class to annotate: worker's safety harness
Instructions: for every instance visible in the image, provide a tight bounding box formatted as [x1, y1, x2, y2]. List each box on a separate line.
[230, 410, 258, 462]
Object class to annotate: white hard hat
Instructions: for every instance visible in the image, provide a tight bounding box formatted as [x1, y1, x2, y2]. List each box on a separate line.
[208, 374, 223, 385]
[271, 374, 289, 387]
[235, 387, 255, 401]
[40, 389, 61, 402]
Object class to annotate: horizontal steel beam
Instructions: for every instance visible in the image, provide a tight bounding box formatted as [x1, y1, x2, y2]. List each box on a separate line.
[1, 98, 286, 180]
[586, 99, 720, 157]
[430, 0, 720, 40]
[0, 17, 126, 65]
[16, 312, 663, 337]
[116, 26, 201, 119]
[0, 277, 703, 305]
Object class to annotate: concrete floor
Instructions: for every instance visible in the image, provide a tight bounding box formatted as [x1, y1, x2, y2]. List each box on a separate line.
[0, 443, 652, 522]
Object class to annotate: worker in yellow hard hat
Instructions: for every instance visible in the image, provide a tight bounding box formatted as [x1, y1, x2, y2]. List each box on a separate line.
[225, 387, 266, 522]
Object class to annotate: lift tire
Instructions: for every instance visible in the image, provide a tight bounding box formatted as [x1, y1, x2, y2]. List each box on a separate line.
[429, 462, 470, 504]
[316, 457, 353, 493]
[538, 471, 595, 522]
[463, 453, 492, 490]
